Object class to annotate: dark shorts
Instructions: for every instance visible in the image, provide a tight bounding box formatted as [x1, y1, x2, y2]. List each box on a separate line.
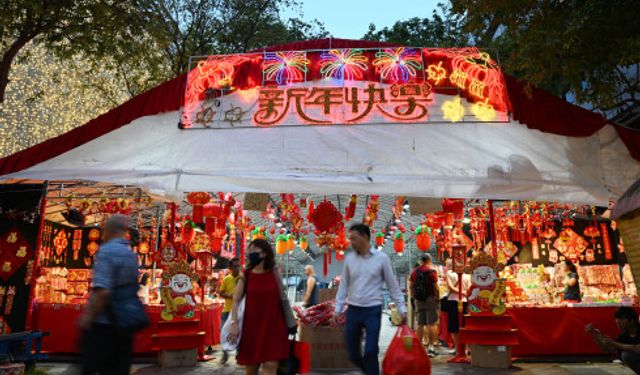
[444, 299, 468, 333]
[415, 297, 439, 325]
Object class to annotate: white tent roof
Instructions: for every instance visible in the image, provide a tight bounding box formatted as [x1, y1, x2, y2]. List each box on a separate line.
[1, 39, 638, 205]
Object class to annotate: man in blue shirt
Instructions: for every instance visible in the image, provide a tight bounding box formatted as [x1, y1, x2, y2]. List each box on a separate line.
[79, 215, 139, 375]
[335, 224, 407, 375]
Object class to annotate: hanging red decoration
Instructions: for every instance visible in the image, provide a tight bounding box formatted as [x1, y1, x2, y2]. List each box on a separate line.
[363, 195, 380, 226]
[393, 232, 405, 254]
[415, 225, 431, 251]
[345, 195, 357, 221]
[187, 192, 211, 224]
[181, 220, 197, 245]
[309, 199, 344, 234]
[375, 232, 385, 247]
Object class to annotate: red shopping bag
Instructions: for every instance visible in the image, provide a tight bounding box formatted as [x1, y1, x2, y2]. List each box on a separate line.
[382, 325, 431, 375]
[294, 340, 311, 374]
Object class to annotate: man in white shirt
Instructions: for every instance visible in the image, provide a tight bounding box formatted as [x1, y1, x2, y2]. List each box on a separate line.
[335, 224, 407, 375]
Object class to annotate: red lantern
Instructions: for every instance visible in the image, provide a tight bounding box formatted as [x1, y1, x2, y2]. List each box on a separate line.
[187, 192, 210, 224]
[375, 232, 385, 247]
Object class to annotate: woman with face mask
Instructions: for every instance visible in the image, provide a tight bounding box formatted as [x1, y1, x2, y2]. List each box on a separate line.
[226, 239, 289, 375]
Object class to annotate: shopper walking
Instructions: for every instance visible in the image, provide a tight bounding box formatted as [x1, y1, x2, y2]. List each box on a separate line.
[410, 254, 440, 357]
[302, 265, 319, 308]
[218, 258, 241, 364]
[227, 239, 289, 375]
[79, 215, 139, 375]
[335, 224, 407, 375]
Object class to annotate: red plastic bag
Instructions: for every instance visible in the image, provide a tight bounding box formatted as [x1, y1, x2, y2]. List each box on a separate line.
[382, 325, 431, 375]
[294, 340, 311, 374]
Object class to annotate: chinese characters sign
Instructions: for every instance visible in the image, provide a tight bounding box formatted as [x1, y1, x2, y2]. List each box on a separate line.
[181, 47, 510, 129]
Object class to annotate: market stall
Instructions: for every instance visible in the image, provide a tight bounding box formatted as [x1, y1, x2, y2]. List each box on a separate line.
[11, 183, 226, 356]
[1, 38, 640, 362]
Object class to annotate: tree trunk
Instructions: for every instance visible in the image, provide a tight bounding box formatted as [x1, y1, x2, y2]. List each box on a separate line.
[0, 33, 39, 103]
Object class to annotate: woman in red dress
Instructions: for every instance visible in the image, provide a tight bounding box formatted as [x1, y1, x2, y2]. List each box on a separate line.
[228, 239, 289, 375]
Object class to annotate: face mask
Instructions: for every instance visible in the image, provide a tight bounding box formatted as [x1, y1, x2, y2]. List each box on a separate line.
[248, 252, 263, 267]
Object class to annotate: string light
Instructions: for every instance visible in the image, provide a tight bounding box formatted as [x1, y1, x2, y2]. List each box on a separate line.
[442, 98, 465, 122]
[263, 51, 309, 85]
[373, 47, 422, 83]
[319, 49, 368, 81]
[0, 42, 164, 157]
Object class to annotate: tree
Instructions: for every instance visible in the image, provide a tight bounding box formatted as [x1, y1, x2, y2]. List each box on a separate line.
[0, 0, 327, 156]
[362, 3, 468, 47]
[0, 0, 164, 103]
[146, 0, 326, 76]
[450, 0, 640, 115]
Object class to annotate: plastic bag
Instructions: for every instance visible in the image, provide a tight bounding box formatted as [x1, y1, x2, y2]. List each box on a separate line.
[382, 325, 431, 375]
[220, 297, 245, 351]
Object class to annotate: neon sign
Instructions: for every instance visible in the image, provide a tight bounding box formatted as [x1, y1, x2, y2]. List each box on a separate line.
[253, 83, 432, 126]
[180, 47, 510, 129]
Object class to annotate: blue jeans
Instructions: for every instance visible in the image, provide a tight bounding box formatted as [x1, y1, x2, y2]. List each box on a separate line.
[345, 305, 382, 375]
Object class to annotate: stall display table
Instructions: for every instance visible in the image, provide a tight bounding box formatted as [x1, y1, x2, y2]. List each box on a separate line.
[33, 302, 221, 354]
[439, 305, 639, 357]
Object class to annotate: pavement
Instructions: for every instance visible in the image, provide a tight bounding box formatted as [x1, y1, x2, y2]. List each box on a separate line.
[35, 317, 636, 374]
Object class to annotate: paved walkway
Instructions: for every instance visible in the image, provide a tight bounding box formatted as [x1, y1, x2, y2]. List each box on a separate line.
[37, 318, 635, 374]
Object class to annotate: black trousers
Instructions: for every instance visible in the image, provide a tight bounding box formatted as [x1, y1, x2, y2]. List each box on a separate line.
[81, 323, 133, 375]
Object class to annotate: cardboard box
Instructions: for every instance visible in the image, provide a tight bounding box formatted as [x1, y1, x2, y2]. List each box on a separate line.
[470, 344, 512, 369]
[299, 324, 355, 369]
[158, 348, 198, 368]
[319, 288, 338, 303]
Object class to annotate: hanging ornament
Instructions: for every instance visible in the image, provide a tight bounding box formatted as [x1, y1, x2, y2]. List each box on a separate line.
[299, 236, 308, 251]
[415, 225, 431, 251]
[345, 195, 357, 221]
[187, 192, 211, 224]
[4, 287, 15, 316]
[531, 237, 540, 260]
[393, 232, 405, 255]
[276, 234, 287, 255]
[600, 223, 613, 260]
[375, 232, 385, 247]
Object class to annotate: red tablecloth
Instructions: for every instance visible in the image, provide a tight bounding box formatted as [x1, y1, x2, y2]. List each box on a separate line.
[509, 306, 636, 357]
[436, 305, 639, 357]
[33, 302, 222, 354]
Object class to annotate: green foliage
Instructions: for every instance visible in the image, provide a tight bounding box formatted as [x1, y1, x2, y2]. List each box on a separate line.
[362, 3, 468, 48]
[450, 0, 640, 114]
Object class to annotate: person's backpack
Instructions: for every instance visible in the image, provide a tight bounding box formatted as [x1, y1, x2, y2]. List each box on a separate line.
[413, 268, 435, 301]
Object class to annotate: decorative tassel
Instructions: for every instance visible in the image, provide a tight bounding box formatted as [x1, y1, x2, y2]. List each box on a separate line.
[323, 251, 328, 278]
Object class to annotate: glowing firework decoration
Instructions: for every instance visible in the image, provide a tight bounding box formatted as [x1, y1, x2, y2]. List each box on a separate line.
[373, 47, 423, 83]
[319, 49, 368, 81]
[263, 51, 309, 85]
